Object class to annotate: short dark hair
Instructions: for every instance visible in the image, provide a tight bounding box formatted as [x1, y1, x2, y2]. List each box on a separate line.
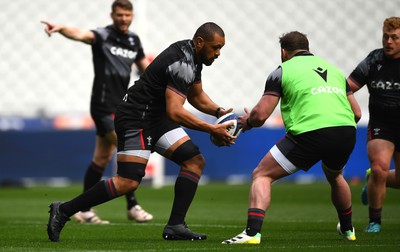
[112, 0, 133, 12]
[193, 22, 225, 41]
[279, 31, 309, 51]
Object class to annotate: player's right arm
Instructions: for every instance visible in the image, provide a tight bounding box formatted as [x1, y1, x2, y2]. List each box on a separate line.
[347, 77, 362, 92]
[347, 93, 361, 123]
[347, 54, 370, 93]
[41, 20, 94, 44]
[345, 80, 362, 123]
[165, 88, 235, 145]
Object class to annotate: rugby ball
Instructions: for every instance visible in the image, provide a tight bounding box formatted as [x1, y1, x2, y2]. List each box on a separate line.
[210, 112, 242, 146]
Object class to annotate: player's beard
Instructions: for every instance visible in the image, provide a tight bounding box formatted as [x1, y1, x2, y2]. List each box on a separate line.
[199, 48, 216, 66]
[203, 58, 215, 66]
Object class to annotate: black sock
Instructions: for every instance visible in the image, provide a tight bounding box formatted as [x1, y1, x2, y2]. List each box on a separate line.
[60, 178, 118, 217]
[246, 208, 265, 236]
[125, 191, 138, 210]
[369, 207, 382, 224]
[82, 162, 105, 211]
[337, 206, 353, 232]
[84, 162, 105, 191]
[167, 170, 200, 226]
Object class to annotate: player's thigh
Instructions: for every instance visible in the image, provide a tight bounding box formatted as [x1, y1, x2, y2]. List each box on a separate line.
[93, 134, 116, 165]
[254, 151, 290, 181]
[115, 130, 149, 182]
[367, 139, 395, 169]
[367, 117, 398, 168]
[155, 127, 202, 167]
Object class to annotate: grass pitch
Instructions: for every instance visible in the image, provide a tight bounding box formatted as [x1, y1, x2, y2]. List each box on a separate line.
[0, 182, 399, 251]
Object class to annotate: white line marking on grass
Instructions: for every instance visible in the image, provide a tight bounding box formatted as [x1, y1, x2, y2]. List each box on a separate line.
[103, 244, 400, 252]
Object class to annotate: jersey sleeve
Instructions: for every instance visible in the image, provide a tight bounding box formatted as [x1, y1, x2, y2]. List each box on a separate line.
[91, 28, 107, 47]
[263, 66, 282, 97]
[345, 80, 353, 94]
[134, 36, 145, 62]
[166, 59, 199, 98]
[348, 55, 371, 88]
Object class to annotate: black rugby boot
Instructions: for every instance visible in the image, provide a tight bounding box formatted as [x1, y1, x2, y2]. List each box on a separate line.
[47, 201, 70, 242]
[163, 223, 207, 240]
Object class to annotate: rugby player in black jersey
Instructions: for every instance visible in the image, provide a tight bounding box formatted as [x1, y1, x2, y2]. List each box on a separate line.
[41, 0, 153, 224]
[347, 16, 400, 233]
[47, 22, 236, 242]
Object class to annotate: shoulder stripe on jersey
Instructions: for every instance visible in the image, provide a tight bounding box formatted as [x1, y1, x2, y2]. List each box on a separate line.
[167, 85, 187, 99]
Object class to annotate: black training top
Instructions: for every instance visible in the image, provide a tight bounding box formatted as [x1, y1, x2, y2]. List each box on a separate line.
[90, 25, 145, 114]
[117, 39, 202, 123]
[349, 49, 400, 124]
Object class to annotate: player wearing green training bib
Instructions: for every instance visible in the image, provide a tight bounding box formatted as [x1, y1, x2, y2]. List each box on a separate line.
[223, 31, 362, 245]
[280, 53, 356, 134]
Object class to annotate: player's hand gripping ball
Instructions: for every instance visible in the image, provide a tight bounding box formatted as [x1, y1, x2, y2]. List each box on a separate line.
[210, 112, 242, 146]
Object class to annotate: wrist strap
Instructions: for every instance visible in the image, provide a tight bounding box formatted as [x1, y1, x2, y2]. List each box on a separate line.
[246, 118, 254, 128]
[215, 107, 224, 118]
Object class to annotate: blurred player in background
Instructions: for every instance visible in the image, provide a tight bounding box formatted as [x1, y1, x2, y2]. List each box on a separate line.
[47, 22, 236, 242]
[347, 16, 400, 233]
[222, 31, 361, 244]
[41, 0, 153, 224]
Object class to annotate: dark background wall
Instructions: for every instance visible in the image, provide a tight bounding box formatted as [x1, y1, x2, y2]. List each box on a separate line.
[0, 126, 370, 184]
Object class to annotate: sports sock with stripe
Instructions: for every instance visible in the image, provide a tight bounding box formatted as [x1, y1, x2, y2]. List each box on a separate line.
[82, 162, 105, 211]
[246, 208, 265, 236]
[167, 169, 200, 225]
[60, 178, 118, 217]
[337, 206, 353, 232]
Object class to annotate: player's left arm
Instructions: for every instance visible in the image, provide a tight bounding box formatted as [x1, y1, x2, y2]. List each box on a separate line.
[134, 57, 150, 74]
[187, 82, 232, 117]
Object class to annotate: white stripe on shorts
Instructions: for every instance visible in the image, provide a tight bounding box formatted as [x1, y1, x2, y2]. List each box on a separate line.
[117, 149, 151, 160]
[154, 128, 188, 155]
[270, 145, 299, 174]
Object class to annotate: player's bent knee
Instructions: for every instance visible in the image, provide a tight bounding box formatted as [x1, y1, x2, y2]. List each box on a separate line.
[113, 176, 139, 195]
[117, 161, 146, 183]
[170, 140, 201, 165]
[181, 154, 206, 174]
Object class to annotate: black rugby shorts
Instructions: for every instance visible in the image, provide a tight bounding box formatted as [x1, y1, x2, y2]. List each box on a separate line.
[276, 126, 356, 171]
[115, 115, 181, 153]
[368, 117, 400, 151]
[91, 113, 115, 136]
[90, 103, 116, 136]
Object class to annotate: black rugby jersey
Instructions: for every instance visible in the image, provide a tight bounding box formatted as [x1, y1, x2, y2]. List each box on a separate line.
[349, 49, 400, 124]
[91, 25, 145, 114]
[117, 39, 202, 122]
